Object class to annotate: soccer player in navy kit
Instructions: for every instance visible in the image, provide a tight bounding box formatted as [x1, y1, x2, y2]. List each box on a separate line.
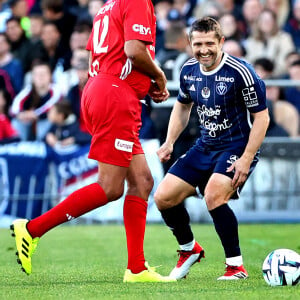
[154, 17, 270, 280]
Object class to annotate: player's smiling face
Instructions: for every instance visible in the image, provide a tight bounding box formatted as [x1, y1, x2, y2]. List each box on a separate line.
[190, 31, 224, 72]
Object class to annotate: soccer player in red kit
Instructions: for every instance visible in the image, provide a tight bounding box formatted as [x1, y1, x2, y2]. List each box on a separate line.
[10, 0, 175, 283]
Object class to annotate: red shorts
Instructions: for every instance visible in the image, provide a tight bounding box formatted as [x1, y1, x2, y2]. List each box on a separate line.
[81, 74, 144, 167]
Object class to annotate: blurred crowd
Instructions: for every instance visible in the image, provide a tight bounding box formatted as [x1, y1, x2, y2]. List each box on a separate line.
[0, 0, 300, 171]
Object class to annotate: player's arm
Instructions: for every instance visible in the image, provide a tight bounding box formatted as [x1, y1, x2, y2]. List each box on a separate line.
[157, 101, 193, 163]
[124, 40, 168, 102]
[228, 108, 270, 189]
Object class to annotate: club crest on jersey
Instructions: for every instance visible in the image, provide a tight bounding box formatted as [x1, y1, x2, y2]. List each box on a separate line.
[216, 82, 227, 95]
[201, 87, 210, 99]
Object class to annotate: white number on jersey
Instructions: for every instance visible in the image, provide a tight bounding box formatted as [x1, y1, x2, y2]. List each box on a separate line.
[93, 15, 109, 54]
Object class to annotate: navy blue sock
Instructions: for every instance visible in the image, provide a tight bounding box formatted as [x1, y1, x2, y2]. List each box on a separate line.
[160, 203, 194, 245]
[209, 204, 241, 258]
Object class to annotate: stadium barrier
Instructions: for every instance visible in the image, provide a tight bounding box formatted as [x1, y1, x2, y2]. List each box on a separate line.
[0, 137, 300, 227]
[1, 78, 300, 226]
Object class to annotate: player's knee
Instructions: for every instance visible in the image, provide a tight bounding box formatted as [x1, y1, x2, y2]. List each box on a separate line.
[143, 174, 154, 195]
[204, 192, 227, 210]
[154, 189, 172, 210]
[127, 173, 154, 199]
[100, 182, 124, 202]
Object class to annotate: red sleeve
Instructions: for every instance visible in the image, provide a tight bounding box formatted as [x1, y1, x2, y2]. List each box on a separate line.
[123, 0, 154, 44]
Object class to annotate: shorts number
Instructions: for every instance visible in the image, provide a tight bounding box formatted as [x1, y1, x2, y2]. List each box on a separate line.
[93, 15, 109, 54]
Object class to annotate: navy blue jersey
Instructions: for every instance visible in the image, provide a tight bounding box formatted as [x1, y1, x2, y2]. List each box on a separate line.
[178, 53, 267, 149]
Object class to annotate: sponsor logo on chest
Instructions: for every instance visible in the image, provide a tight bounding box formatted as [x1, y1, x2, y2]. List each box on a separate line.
[215, 75, 234, 82]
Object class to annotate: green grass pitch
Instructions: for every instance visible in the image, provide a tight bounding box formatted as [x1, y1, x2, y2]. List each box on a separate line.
[1, 223, 299, 299]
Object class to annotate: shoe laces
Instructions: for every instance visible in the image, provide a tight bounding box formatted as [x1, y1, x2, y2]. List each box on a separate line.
[177, 250, 192, 263]
[145, 261, 162, 273]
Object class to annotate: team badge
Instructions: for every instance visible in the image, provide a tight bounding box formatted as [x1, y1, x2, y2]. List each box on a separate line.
[201, 87, 210, 99]
[216, 82, 227, 95]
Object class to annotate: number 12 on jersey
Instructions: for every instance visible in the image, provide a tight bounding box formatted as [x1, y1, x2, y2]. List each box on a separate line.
[93, 15, 109, 54]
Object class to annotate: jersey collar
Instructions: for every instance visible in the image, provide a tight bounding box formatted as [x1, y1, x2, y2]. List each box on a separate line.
[199, 52, 228, 76]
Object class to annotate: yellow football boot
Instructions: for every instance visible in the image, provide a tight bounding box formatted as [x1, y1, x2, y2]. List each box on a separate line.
[10, 219, 39, 275]
[123, 262, 176, 283]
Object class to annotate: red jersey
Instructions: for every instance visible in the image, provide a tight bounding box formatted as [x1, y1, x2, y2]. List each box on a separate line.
[86, 0, 156, 99]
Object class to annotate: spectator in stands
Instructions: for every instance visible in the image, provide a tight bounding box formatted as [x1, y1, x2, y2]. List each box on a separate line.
[155, 21, 189, 81]
[45, 99, 91, 149]
[154, 0, 174, 53]
[254, 57, 297, 137]
[5, 16, 35, 73]
[218, 13, 244, 42]
[222, 39, 245, 58]
[265, 0, 290, 28]
[284, 0, 300, 52]
[8, 0, 30, 35]
[88, 0, 105, 20]
[0, 0, 12, 33]
[266, 82, 299, 137]
[214, 0, 243, 21]
[0, 87, 20, 144]
[61, 48, 88, 96]
[244, 9, 295, 77]
[9, 0, 29, 17]
[277, 51, 300, 80]
[69, 22, 91, 51]
[68, 0, 91, 24]
[10, 61, 62, 141]
[28, 13, 44, 44]
[66, 52, 89, 132]
[284, 59, 300, 115]
[193, 0, 224, 19]
[172, 0, 197, 25]
[240, 0, 263, 38]
[37, 20, 69, 74]
[286, 51, 300, 69]
[59, 22, 91, 96]
[253, 57, 275, 80]
[41, 0, 77, 53]
[0, 32, 23, 94]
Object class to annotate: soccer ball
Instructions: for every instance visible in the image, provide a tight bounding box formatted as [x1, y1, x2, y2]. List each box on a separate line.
[262, 248, 300, 286]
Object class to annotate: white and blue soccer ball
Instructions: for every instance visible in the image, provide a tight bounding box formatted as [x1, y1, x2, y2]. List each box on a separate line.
[262, 248, 300, 286]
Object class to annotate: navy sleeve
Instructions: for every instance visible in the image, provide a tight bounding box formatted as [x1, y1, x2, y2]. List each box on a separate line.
[177, 67, 193, 104]
[240, 63, 267, 113]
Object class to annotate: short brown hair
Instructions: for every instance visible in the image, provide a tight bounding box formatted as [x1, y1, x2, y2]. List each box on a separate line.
[189, 17, 223, 41]
[54, 100, 73, 120]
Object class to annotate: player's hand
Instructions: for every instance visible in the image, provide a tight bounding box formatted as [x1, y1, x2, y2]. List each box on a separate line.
[227, 157, 251, 190]
[156, 142, 173, 163]
[149, 83, 169, 103]
[149, 70, 169, 102]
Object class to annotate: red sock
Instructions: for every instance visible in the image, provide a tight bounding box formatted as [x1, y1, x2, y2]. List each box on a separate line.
[27, 183, 108, 238]
[123, 195, 147, 273]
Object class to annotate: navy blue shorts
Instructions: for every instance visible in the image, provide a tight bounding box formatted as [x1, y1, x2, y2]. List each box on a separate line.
[168, 144, 259, 199]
